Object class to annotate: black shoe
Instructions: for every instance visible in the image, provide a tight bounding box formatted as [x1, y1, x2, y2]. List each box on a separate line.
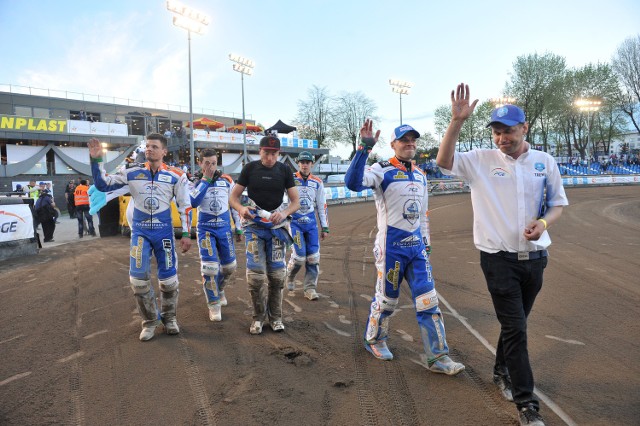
[519, 404, 545, 426]
[79, 234, 83, 239]
[493, 374, 514, 401]
[89, 232, 96, 237]
[43, 239, 54, 243]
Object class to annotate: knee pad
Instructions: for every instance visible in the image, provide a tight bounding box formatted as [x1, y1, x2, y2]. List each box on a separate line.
[159, 275, 179, 292]
[130, 277, 151, 295]
[247, 269, 266, 289]
[267, 268, 286, 282]
[291, 253, 305, 265]
[306, 252, 320, 265]
[201, 261, 220, 278]
[415, 289, 439, 312]
[220, 260, 237, 277]
[372, 293, 399, 313]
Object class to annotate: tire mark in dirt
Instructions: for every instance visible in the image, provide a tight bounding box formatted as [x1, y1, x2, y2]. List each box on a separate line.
[176, 333, 217, 426]
[68, 248, 85, 426]
[343, 212, 422, 425]
[342, 217, 379, 426]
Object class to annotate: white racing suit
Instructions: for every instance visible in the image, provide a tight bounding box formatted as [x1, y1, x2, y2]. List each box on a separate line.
[189, 174, 242, 306]
[242, 200, 292, 324]
[345, 150, 451, 363]
[91, 160, 191, 329]
[286, 172, 329, 291]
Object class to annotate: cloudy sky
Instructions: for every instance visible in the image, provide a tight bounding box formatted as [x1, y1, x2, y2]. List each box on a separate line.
[1, 0, 638, 158]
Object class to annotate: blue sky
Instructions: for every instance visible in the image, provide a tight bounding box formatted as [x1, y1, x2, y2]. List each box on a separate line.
[1, 0, 639, 158]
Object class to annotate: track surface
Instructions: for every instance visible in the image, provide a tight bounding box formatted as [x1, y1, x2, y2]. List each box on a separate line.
[1, 186, 638, 425]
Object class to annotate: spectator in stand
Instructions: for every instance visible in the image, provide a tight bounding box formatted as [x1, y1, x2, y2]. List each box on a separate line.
[79, 110, 87, 121]
[74, 179, 97, 238]
[164, 128, 172, 139]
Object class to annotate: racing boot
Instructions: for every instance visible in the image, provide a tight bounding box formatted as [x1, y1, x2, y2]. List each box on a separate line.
[364, 340, 394, 360]
[304, 289, 319, 300]
[219, 290, 228, 307]
[208, 304, 222, 322]
[428, 355, 465, 375]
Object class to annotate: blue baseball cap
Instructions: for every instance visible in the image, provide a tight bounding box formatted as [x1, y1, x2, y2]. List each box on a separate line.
[487, 105, 526, 127]
[391, 124, 420, 141]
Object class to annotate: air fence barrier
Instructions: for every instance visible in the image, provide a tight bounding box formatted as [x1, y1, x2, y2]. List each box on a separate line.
[0, 196, 39, 261]
[324, 179, 470, 205]
[324, 174, 640, 205]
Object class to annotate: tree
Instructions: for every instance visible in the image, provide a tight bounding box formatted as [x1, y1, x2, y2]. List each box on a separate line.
[560, 63, 623, 159]
[505, 52, 567, 144]
[294, 85, 334, 148]
[611, 34, 640, 134]
[332, 91, 377, 159]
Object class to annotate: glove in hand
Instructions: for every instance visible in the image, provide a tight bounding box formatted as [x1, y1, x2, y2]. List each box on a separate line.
[88, 185, 107, 215]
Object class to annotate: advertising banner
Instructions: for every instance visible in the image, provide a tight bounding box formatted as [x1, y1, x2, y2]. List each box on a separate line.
[0, 114, 68, 133]
[0, 204, 34, 242]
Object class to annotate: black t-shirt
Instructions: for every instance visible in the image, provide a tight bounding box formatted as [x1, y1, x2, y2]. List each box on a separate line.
[237, 160, 295, 211]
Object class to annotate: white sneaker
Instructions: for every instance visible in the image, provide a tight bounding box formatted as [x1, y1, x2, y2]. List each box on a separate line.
[271, 320, 285, 332]
[249, 321, 263, 335]
[208, 304, 222, 322]
[219, 291, 228, 306]
[139, 326, 156, 341]
[304, 289, 319, 300]
[164, 319, 180, 335]
[286, 281, 295, 291]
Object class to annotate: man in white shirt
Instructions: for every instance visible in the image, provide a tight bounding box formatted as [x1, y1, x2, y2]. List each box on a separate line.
[436, 84, 568, 426]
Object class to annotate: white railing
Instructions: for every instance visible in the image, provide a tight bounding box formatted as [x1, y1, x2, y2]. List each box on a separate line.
[0, 83, 250, 120]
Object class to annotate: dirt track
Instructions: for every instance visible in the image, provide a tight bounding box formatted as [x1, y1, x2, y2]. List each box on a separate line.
[1, 185, 639, 425]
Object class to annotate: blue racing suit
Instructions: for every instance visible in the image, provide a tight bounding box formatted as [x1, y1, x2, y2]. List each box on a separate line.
[91, 160, 191, 329]
[345, 150, 451, 363]
[286, 172, 329, 291]
[190, 173, 242, 306]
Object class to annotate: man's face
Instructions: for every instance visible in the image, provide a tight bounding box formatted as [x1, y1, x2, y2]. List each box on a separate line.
[145, 139, 167, 161]
[491, 123, 528, 157]
[391, 133, 418, 162]
[259, 149, 279, 168]
[199, 155, 217, 172]
[298, 160, 312, 175]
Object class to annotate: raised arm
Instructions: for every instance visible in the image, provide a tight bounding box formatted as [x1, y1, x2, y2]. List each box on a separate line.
[435, 83, 478, 170]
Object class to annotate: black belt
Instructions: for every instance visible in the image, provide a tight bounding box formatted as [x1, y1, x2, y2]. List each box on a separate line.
[492, 250, 548, 261]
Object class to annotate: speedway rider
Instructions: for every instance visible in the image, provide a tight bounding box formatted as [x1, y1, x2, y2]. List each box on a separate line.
[345, 120, 465, 375]
[189, 148, 242, 322]
[286, 151, 329, 300]
[89, 133, 192, 341]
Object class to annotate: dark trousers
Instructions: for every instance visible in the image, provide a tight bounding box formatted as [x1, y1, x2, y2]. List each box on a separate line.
[480, 251, 547, 410]
[41, 219, 56, 242]
[76, 205, 95, 236]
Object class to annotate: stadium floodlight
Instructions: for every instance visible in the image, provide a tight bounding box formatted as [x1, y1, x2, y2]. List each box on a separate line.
[389, 79, 413, 125]
[229, 54, 255, 165]
[166, 0, 210, 173]
[490, 96, 517, 108]
[574, 99, 603, 156]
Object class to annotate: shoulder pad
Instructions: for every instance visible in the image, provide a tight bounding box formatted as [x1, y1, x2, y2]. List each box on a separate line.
[378, 161, 391, 167]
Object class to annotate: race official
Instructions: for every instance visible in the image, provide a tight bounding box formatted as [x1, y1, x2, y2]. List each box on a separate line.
[436, 84, 568, 426]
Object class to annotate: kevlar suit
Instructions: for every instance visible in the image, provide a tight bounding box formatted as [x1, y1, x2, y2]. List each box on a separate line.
[190, 173, 242, 307]
[91, 160, 191, 329]
[286, 172, 329, 292]
[345, 149, 452, 363]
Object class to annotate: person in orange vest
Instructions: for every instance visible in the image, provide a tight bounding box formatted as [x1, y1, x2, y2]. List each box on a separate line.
[74, 179, 96, 238]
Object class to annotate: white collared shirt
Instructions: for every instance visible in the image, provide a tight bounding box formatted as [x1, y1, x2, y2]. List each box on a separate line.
[444, 144, 568, 253]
